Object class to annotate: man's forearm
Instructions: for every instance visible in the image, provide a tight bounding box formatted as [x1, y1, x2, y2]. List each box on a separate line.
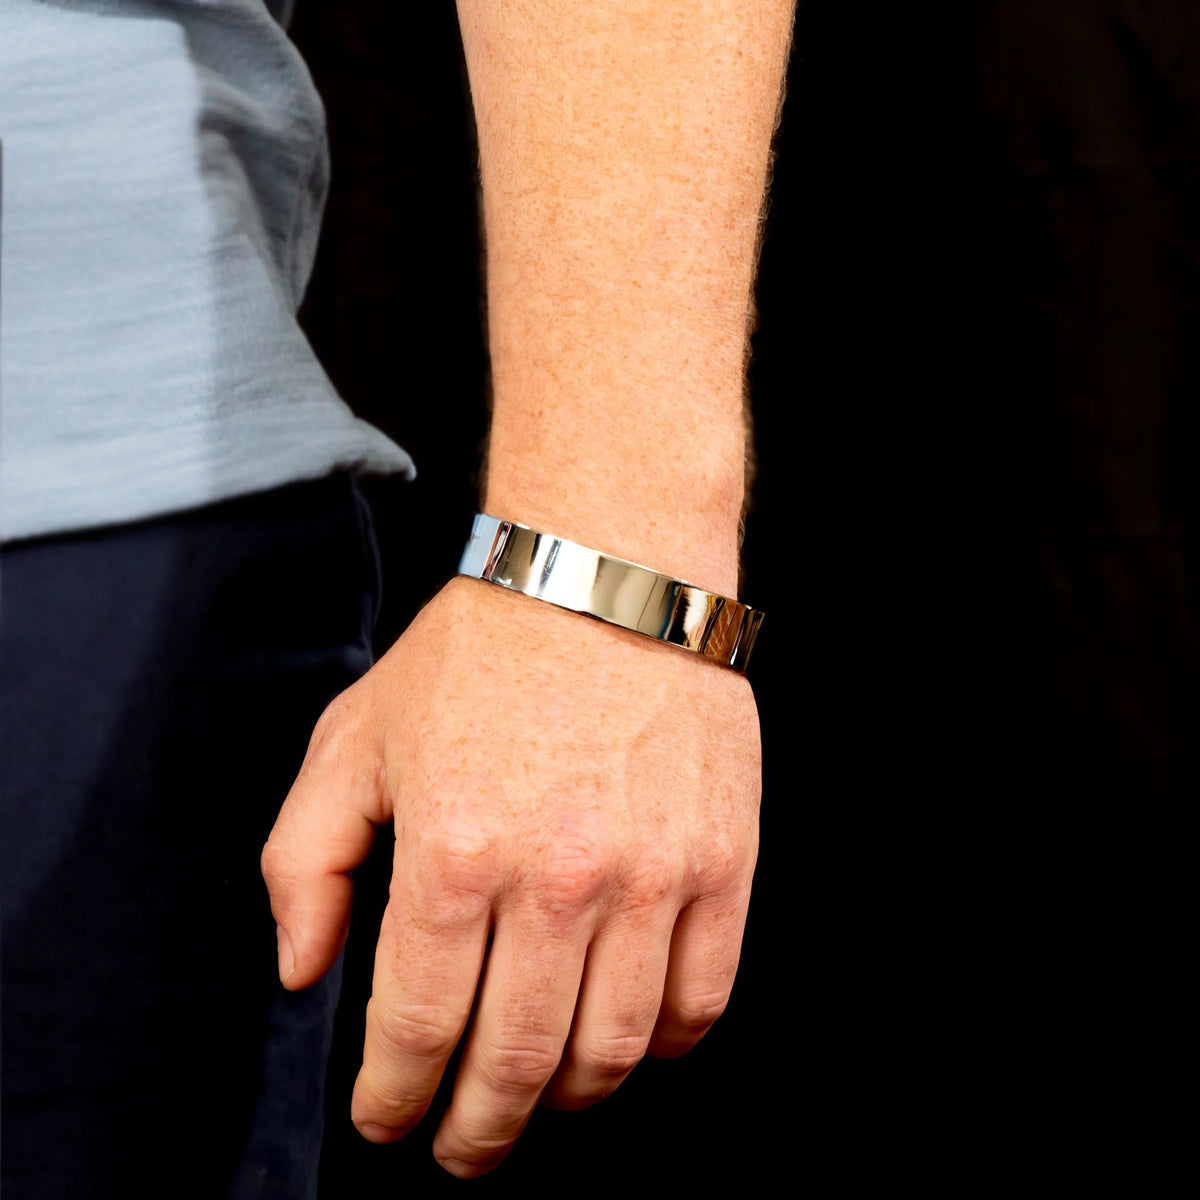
[458, 0, 795, 599]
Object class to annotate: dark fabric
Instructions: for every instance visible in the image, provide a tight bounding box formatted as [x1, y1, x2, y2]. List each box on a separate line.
[1, 475, 380, 1199]
[935, 0, 1200, 1147]
[752, 2, 1200, 1168]
[964, 0, 1200, 1141]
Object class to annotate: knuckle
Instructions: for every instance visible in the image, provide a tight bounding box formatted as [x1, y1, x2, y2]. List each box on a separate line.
[694, 829, 754, 894]
[670, 989, 731, 1037]
[259, 838, 299, 893]
[576, 1031, 650, 1080]
[424, 826, 499, 902]
[370, 997, 462, 1063]
[619, 846, 684, 910]
[478, 1036, 562, 1095]
[354, 1062, 430, 1131]
[531, 844, 608, 912]
[438, 1127, 513, 1171]
[355, 1099, 424, 1138]
[399, 826, 498, 932]
[303, 691, 364, 770]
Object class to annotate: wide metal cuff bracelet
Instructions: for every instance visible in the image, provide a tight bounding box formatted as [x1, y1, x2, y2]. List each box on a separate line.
[458, 514, 764, 671]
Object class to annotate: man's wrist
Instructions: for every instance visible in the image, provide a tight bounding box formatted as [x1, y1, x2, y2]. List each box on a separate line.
[458, 513, 763, 671]
[483, 470, 743, 599]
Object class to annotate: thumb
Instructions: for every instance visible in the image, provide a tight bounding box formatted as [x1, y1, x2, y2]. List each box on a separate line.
[261, 700, 386, 989]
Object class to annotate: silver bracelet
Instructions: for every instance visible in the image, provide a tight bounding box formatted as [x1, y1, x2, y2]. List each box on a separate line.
[458, 514, 764, 671]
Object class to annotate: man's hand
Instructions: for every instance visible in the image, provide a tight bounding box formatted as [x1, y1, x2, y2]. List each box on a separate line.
[262, 575, 761, 1177]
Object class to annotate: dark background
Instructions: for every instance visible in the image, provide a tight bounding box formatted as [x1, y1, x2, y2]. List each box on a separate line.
[290, 1, 1200, 1185]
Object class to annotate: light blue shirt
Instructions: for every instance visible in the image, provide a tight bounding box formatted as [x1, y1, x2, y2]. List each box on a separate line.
[0, 0, 414, 542]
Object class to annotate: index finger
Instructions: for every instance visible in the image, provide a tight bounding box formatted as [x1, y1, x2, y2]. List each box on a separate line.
[350, 826, 494, 1142]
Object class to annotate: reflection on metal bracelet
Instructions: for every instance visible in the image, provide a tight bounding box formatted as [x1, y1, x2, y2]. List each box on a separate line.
[458, 514, 764, 672]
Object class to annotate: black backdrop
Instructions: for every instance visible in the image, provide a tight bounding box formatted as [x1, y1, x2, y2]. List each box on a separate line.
[291, 2, 1200, 1186]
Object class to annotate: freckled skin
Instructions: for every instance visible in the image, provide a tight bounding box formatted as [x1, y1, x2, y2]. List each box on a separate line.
[263, 0, 793, 1181]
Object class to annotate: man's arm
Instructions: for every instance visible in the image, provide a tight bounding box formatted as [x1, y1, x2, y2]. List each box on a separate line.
[469, 0, 793, 595]
[262, 0, 794, 1179]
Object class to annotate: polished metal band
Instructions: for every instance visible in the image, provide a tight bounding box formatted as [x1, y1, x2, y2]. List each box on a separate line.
[458, 514, 764, 671]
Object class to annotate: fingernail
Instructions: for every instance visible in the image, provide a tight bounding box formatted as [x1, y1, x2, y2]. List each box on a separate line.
[276, 925, 295, 982]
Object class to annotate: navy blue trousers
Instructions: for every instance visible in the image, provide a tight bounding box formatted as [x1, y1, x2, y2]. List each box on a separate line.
[1, 476, 378, 1199]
